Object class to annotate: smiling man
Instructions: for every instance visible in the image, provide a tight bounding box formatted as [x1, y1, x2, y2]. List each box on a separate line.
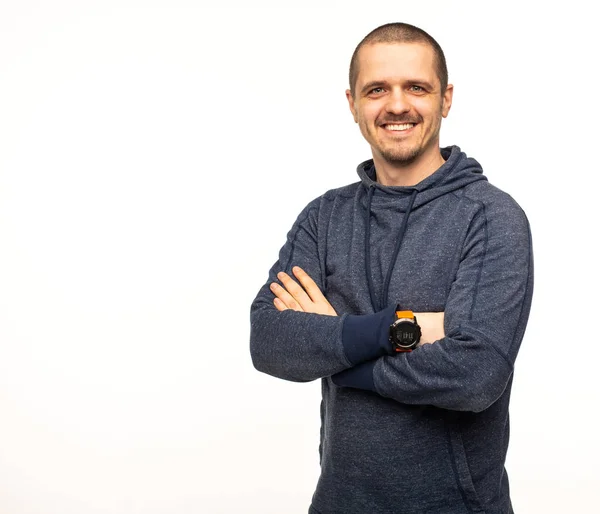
[347, 39, 452, 185]
[250, 22, 533, 514]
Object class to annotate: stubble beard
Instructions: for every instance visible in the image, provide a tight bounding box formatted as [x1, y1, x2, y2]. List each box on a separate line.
[379, 144, 422, 166]
[375, 116, 442, 167]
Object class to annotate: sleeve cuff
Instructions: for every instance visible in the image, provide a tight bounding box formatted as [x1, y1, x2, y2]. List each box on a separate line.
[331, 360, 377, 392]
[341, 304, 396, 365]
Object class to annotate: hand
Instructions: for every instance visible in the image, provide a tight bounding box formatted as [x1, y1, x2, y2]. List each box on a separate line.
[415, 312, 445, 346]
[270, 266, 337, 316]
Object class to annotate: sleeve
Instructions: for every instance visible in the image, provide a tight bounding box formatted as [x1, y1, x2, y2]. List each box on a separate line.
[250, 197, 396, 382]
[332, 196, 534, 413]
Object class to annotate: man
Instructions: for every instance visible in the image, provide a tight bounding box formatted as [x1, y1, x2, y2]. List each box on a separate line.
[250, 22, 533, 514]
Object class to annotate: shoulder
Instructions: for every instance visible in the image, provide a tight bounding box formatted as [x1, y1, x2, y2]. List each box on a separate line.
[322, 181, 361, 201]
[293, 181, 361, 228]
[462, 180, 531, 240]
[301, 181, 362, 215]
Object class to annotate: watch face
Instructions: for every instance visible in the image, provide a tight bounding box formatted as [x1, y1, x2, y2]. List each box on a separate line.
[391, 321, 421, 348]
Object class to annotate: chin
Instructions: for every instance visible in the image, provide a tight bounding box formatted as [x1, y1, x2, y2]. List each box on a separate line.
[380, 147, 422, 165]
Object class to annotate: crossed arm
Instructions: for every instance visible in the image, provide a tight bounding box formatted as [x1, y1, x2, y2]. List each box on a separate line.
[251, 197, 533, 412]
[270, 266, 445, 346]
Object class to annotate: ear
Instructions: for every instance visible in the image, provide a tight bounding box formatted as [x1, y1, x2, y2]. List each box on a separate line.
[346, 89, 358, 123]
[442, 84, 454, 118]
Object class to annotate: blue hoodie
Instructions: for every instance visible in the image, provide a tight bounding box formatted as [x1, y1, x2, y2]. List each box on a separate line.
[250, 146, 533, 514]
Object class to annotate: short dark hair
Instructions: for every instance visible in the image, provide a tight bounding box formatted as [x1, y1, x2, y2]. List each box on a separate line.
[349, 22, 448, 97]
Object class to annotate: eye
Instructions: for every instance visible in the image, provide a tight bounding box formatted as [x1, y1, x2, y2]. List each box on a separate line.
[369, 87, 385, 95]
[409, 85, 425, 92]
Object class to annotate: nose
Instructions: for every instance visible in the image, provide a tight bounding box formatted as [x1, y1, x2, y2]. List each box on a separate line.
[385, 88, 410, 115]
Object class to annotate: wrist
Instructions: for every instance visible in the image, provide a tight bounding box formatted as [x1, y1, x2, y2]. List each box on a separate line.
[341, 305, 396, 365]
[414, 311, 445, 345]
[389, 307, 421, 352]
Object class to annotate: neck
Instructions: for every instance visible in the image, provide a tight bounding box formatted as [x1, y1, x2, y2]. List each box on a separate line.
[373, 147, 446, 187]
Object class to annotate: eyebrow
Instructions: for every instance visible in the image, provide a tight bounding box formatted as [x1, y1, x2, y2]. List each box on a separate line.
[361, 81, 387, 94]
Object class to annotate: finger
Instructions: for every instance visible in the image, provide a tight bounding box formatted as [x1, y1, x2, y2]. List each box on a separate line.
[270, 282, 304, 311]
[292, 266, 326, 302]
[273, 297, 288, 312]
[276, 271, 312, 308]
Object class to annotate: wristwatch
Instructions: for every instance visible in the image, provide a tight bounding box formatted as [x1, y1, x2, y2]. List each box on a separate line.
[389, 307, 421, 352]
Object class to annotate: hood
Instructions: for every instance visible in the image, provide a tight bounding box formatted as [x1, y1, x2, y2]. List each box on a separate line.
[356, 145, 487, 210]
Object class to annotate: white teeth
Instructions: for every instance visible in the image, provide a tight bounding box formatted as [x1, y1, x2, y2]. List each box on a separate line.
[385, 123, 414, 131]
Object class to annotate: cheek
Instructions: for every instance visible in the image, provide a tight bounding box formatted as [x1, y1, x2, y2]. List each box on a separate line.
[358, 103, 381, 125]
[417, 100, 443, 121]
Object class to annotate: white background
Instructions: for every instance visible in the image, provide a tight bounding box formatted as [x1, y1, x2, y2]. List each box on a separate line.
[1, 1, 598, 513]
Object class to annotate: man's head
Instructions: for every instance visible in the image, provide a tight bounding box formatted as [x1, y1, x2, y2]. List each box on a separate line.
[349, 23, 448, 99]
[346, 23, 453, 169]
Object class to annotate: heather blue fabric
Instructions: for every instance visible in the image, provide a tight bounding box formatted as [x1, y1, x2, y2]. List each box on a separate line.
[250, 146, 533, 514]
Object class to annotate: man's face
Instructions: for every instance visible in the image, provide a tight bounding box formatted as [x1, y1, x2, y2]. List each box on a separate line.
[347, 42, 453, 166]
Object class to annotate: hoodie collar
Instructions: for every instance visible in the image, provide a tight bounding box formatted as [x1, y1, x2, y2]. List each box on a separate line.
[356, 145, 487, 208]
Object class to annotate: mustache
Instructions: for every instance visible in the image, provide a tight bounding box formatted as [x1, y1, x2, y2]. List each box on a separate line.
[378, 116, 422, 125]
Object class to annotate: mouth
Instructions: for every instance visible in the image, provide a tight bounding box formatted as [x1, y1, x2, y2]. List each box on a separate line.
[381, 122, 417, 134]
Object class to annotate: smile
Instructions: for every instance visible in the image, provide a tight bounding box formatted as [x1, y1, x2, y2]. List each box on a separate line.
[382, 123, 416, 132]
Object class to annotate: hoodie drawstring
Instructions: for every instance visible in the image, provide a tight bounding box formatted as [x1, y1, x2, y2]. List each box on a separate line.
[364, 186, 377, 311]
[364, 187, 418, 312]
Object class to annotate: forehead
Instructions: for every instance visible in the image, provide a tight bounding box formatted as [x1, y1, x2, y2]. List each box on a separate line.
[356, 42, 438, 88]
